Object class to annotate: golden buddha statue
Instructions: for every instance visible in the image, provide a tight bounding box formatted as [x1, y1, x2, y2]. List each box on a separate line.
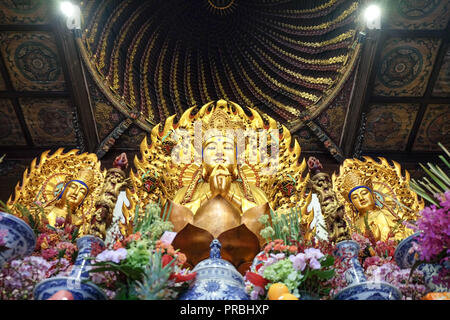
[45, 168, 94, 227]
[332, 157, 424, 242]
[123, 100, 312, 273]
[7, 149, 107, 237]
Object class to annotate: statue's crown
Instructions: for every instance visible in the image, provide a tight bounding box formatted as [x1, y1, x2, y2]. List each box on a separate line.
[73, 168, 96, 193]
[201, 100, 245, 142]
[340, 171, 373, 200]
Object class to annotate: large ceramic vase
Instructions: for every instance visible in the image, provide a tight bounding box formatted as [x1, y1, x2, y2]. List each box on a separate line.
[34, 235, 107, 300]
[0, 211, 36, 269]
[395, 232, 449, 292]
[333, 240, 402, 300]
[179, 239, 250, 300]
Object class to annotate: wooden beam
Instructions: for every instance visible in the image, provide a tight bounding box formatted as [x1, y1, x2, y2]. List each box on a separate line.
[52, 16, 100, 153]
[0, 24, 52, 32]
[0, 91, 70, 99]
[371, 96, 450, 104]
[340, 30, 383, 157]
[0, 51, 34, 147]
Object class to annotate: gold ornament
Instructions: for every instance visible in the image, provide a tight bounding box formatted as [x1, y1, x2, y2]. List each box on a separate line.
[7, 148, 106, 236]
[332, 157, 424, 241]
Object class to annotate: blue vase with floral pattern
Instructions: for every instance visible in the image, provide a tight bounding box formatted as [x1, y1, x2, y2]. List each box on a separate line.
[0, 212, 36, 269]
[34, 235, 107, 300]
[333, 240, 402, 300]
[179, 239, 250, 300]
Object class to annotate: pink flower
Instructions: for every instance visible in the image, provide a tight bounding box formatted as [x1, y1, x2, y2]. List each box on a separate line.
[42, 248, 58, 260]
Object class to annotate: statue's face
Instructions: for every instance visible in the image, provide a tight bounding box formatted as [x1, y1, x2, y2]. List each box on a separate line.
[61, 181, 88, 209]
[203, 136, 236, 166]
[349, 187, 375, 213]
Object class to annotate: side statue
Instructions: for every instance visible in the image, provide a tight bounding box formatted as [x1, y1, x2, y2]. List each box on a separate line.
[123, 100, 313, 273]
[307, 157, 350, 243]
[7, 149, 127, 240]
[332, 157, 424, 241]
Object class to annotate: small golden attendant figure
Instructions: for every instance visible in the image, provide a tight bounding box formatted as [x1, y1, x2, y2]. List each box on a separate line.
[332, 157, 424, 241]
[124, 100, 313, 273]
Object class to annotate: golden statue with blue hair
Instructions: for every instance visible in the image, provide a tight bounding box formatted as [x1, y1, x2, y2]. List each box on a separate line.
[332, 157, 424, 241]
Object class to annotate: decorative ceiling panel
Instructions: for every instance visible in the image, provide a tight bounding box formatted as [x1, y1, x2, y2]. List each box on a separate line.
[373, 38, 441, 97]
[413, 104, 450, 151]
[433, 47, 450, 97]
[18, 98, 76, 147]
[79, 0, 361, 132]
[0, 99, 27, 146]
[384, 0, 450, 30]
[0, 32, 66, 91]
[363, 103, 419, 151]
[0, 0, 51, 24]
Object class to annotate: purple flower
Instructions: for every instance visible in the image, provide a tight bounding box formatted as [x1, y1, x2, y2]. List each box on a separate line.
[415, 195, 450, 262]
[289, 253, 306, 272]
[304, 248, 324, 260]
[95, 248, 127, 264]
[309, 258, 321, 270]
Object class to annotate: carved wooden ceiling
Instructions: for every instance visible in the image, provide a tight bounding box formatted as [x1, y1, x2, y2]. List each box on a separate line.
[0, 0, 449, 200]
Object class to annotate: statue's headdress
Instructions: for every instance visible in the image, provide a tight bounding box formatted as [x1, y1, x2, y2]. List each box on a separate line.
[339, 171, 373, 203]
[201, 100, 245, 144]
[57, 168, 96, 203]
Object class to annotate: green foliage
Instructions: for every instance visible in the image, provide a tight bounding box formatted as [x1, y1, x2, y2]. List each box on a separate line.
[259, 207, 305, 244]
[134, 251, 175, 300]
[410, 143, 450, 207]
[133, 202, 174, 243]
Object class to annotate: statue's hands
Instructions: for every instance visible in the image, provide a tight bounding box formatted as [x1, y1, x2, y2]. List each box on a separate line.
[209, 165, 231, 197]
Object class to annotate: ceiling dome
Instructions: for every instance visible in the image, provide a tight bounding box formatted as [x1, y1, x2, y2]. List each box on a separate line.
[80, 0, 361, 131]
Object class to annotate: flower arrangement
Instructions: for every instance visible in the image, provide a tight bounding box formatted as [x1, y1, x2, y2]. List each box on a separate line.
[350, 232, 427, 300]
[0, 204, 79, 300]
[244, 239, 335, 300]
[88, 202, 196, 300]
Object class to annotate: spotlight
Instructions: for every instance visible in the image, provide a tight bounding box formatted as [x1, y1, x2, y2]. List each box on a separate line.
[364, 4, 381, 30]
[60, 1, 82, 32]
[60, 1, 75, 18]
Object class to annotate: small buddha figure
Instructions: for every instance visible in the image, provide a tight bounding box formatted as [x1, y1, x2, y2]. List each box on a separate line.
[340, 172, 403, 241]
[45, 168, 95, 228]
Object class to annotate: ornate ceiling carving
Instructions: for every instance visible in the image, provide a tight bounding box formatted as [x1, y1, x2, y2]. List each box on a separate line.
[78, 0, 361, 132]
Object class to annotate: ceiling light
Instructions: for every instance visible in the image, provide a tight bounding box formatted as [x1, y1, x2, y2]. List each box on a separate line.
[60, 1, 75, 18]
[364, 4, 381, 30]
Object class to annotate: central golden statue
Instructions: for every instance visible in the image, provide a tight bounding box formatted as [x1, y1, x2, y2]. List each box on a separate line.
[123, 100, 312, 273]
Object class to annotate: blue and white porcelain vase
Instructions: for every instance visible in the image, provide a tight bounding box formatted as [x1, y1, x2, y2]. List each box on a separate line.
[179, 239, 250, 300]
[395, 233, 449, 292]
[394, 232, 421, 269]
[333, 240, 402, 300]
[0, 211, 36, 269]
[34, 235, 107, 300]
